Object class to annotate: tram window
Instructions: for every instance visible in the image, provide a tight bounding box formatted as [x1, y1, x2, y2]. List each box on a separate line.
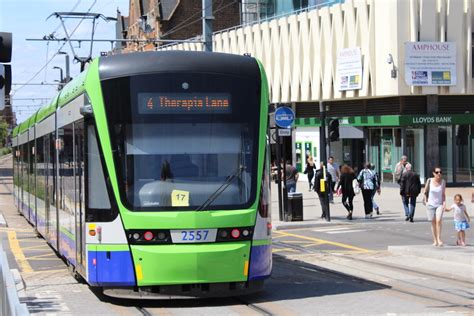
[46, 133, 56, 208]
[35, 136, 46, 204]
[59, 124, 75, 215]
[28, 141, 35, 197]
[75, 121, 84, 216]
[21, 143, 28, 193]
[87, 126, 111, 209]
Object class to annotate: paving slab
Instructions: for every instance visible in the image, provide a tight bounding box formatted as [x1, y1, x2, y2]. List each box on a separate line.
[388, 244, 474, 265]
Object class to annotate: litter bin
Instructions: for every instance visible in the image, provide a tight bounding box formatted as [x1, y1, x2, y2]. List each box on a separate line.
[285, 192, 303, 221]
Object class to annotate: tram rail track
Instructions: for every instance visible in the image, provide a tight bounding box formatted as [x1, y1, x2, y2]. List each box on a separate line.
[134, 297, 274, 316]
[276, 241, 473, 311]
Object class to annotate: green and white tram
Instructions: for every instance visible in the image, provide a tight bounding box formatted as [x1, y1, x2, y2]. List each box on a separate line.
[11, 51, 272, 298]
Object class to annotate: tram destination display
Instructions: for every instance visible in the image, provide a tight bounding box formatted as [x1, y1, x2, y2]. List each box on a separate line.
[139, 93, 231, 114]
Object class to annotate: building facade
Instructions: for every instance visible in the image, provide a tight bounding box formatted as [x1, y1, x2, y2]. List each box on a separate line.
[118, 0, 241, 52]
[159, 0, 473, 186]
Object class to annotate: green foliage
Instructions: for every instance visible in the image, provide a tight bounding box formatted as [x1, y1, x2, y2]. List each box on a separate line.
[0, 147, 11, 156]
[0, 119, 8, 147]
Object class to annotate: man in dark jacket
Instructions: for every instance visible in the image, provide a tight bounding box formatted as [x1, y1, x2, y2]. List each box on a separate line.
[314, 162, 332, 219]
[400, 163, 421, 222]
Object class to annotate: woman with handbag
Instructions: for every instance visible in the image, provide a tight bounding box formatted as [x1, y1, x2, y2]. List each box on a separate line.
[357, 163, 380, 219]
[423, 167, 446, 246]
[337, 165, 356, 220]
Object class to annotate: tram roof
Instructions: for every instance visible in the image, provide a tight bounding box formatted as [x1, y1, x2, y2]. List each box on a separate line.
[15, 63, 90, 136]
[98, 51, 260, 81]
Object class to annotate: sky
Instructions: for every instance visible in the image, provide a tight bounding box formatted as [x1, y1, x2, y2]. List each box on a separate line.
[0, 0, 129, 123]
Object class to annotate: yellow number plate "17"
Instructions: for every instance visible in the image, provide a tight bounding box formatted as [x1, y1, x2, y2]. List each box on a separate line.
[171, 190, 190, 207]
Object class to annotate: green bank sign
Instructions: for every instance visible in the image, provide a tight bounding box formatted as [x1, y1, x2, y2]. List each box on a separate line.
[295, 114, 474, 127]
[401, 114, 474, 126]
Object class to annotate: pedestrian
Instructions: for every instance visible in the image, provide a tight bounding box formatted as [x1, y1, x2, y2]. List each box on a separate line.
[314, 162, 332, 219]
[284, 160, 299, 193]
[445, 194, 470, 246]
[394, 155, 408, 215]
[370, 164, 381, 215]
[423, 167, 446, 247]
[304, 155, 316, 191]
[327, 156, 340, 203]
[337, 165, 356, 220]
[399, 163, 421, 222]
[394, 155, 408, 184]
[357, 162, 379, 218]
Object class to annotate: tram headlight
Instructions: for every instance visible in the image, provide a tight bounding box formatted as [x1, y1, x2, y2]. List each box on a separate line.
[132, 233, 140, 240]
[242, 229, 250, 237]
[157, 232, 166, 240]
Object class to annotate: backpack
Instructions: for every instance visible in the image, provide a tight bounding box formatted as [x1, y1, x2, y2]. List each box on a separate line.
[394, 163, 405, 183]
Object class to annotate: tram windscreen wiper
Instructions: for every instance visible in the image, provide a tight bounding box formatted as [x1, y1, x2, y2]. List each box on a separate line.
[194, 165, 245, 212]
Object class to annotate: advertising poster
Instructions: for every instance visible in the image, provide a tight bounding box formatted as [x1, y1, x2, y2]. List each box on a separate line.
[336, 47, 363, 91]
[404, 42, 456, 86]
[382, 138, 392, 171]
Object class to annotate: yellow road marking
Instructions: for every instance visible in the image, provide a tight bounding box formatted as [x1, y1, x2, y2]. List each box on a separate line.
[26, 253, 57, 260]
[275, 230, 372, 253]
[272, 247, 298, 253]
[279, 240, 314, 244]
[8, 231, 33, 273]
[17, 245, 49, 251]
[302, 242, 324, 247]
[0, 228, 33, 232]
[27, 268, 66, 275]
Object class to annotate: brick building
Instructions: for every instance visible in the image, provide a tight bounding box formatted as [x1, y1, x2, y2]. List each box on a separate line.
[118, 0, 241, 52]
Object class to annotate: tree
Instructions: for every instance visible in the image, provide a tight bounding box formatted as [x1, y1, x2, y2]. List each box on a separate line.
[0, 119, 8, 147]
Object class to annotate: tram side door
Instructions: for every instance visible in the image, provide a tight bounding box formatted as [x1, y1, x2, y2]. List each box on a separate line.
[75, 120, 86, 271]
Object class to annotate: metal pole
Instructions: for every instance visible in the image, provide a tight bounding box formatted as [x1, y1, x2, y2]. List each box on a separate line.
[319, 100, 330, 221]
[276, 130, 283, 221]
[202, 0, 213, 52]
[65, 54, 70, 83]
[282, 135, 289, 221]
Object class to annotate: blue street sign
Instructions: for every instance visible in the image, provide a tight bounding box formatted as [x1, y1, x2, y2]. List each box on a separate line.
[275, 107, 295, 129]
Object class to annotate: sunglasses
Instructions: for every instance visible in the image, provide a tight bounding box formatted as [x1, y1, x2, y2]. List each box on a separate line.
[434, 171, 442, 174]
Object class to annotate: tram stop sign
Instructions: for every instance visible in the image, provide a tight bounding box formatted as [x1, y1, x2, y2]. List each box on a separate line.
[274, 107, 295, 129]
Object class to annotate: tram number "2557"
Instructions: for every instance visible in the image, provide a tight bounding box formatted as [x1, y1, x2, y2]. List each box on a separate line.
[181, 230, 209, 241]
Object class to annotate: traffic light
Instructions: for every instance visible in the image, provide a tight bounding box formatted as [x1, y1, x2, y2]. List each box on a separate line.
[328, 119, 340, 142]
[0, 32, 12, 110]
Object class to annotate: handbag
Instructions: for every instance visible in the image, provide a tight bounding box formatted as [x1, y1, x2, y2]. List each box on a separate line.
[352, 179, 360, 195]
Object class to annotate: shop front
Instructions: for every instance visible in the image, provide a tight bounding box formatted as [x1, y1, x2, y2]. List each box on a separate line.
[294, 114, 474, 186]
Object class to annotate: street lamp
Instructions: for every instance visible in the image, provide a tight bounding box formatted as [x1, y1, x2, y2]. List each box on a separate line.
[57, 51, 71, 83]
[53, 66, 64, 90]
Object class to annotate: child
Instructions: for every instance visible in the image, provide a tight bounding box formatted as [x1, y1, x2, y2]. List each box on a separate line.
[445, 194, 470, 246]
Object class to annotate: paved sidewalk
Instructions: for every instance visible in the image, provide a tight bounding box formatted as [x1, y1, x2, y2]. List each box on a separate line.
[271, 178, 474, 268]
[271, 178, 474, 229]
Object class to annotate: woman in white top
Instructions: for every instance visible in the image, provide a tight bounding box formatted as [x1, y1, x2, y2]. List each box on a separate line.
[423, 167, 446, 246]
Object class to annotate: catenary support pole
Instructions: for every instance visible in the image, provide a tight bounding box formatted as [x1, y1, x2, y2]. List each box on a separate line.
[319, 100, 330, 221]
[276, 131, 283, 221]
[202, 0, 213, 52]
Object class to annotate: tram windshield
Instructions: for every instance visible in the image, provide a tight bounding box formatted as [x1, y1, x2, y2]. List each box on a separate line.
[102, 72, 261, 211]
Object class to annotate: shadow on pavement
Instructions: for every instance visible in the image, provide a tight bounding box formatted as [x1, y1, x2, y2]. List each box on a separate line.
[91, 254, 390, 309]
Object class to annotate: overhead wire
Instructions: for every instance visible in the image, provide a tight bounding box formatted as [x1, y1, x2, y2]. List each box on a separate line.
[12, 0, 97, 97]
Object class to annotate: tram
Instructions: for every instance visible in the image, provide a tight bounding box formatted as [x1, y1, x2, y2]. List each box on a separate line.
[11, 51, 272, 298]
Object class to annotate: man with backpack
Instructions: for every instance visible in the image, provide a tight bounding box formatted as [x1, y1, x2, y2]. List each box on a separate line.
[399, 163, 422, 222]
[394, 155, 409, 213]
